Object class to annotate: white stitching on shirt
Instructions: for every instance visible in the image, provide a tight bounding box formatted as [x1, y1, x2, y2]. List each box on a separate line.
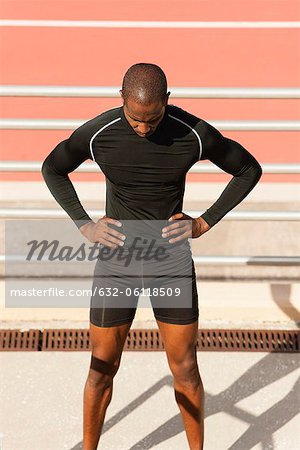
[89, 117, 121, 161]
[168, 114, 203, 160]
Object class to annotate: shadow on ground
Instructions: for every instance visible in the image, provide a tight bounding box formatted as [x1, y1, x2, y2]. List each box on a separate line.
[270, 283, 300, 327]
[70, 352, 300, 450]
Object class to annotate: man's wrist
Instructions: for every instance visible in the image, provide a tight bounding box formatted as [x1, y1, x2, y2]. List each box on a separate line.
[79, 220, 94, 234]
[199, 212, 214, 229]
[197, 216, 211, 233]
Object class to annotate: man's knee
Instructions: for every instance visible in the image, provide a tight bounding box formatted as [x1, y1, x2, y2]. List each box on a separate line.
[86, 354, 120, 389]
[169, 349, 200, 388]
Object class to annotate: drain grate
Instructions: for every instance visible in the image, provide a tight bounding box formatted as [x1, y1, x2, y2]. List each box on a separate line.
[197, 329, 300, 352]
[126, 330, 164, 351]
[41, 329, 90, 351]
[0, 329, 299, 352]
[0, 329, 41, 351]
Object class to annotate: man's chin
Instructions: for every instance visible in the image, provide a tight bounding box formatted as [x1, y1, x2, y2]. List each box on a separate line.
[135, 131, 154, 138]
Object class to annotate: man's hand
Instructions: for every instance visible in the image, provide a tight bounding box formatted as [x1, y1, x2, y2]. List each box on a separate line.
[162, 213, 210, 243]
[79, 216, 126, 248]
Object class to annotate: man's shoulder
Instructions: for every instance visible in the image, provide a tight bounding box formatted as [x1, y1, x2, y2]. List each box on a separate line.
[167, 104, 220, 139]
[96, 106, 123, 122]
[82, 106, 123, 132]
[68, 106, 123, 148]
[167, 104, 203, 127]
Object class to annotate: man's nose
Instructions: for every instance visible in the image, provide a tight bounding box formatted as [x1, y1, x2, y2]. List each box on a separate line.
[137, 122, 151, 134]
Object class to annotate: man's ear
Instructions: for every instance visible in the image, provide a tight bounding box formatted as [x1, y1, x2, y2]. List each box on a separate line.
[119, 89, 127, 106]
[165, 91, 171, 105]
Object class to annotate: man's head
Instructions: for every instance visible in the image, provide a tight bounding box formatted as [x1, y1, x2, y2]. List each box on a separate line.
[120, 63, 170, 137]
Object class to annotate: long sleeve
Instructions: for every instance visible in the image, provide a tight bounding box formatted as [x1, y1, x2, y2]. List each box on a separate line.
[198, 122, 262, 227]
[41, 131, 93, 229]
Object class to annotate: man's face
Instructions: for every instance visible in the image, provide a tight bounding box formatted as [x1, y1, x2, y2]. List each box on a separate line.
[121, 95, 168, 138]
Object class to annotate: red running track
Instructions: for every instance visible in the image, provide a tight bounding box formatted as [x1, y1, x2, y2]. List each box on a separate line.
[0, 0, 299, 182]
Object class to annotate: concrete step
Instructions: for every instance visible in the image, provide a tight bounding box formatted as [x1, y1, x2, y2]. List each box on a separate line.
[1, 280, 299, 330]
[1, 215, 299, 280]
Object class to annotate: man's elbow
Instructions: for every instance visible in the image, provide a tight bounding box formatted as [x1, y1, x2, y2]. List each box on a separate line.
[41, 157, 51, 181]
[237, 158, 263, 188]
[253, 160, 263, 183]
[41, 155, 59, 184]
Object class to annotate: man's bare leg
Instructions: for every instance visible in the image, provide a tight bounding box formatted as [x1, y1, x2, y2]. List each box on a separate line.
[157, 320, 204, 450]
[83, 321, 132, 450]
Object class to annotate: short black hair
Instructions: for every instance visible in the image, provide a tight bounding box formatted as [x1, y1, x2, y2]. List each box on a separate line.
[122, 63, 168, 104]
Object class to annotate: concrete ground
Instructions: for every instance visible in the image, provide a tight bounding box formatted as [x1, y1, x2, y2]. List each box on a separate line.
[1, 180, 299, 449]
[0, 351, 299, 450]
[1, 272, 299, 450]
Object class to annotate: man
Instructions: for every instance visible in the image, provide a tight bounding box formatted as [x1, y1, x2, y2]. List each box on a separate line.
[42, 63, 262, 449]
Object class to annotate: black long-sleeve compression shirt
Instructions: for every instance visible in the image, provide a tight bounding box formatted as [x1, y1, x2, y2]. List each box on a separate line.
[42, 104, 262, 228]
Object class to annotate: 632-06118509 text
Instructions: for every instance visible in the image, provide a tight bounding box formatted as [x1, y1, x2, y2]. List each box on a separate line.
[94, 287, 181, 297]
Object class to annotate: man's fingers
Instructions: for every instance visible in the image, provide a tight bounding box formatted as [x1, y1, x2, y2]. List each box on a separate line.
[163, 220, 188, 231]
[99, 233, 124, 248]
[105, 229, 126, 242]
[93, 216, 125, 244]
[105, 224, 126, 241]
[162, 220, 190, 236]
[103, 217, 125, 240]
[168, 213, 184, 221]
[103, 217, 122, 227]
[162, 225, 190, 238]
[169, 230, 191, 243]
[99, 231, 124, 246]
[100, 239, 120, 249]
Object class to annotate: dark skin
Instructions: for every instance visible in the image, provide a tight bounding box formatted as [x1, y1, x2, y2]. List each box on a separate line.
[81, 91, 208, 450]
[84, 320, 204, 450]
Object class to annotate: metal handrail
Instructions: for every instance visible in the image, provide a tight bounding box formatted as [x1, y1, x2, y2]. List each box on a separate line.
[1, 20, 300, 29]
[1, 254, 299, 266]
[1, 119, 300, 131]
[193, 256, 300, 266]
[1, 161, 299, 174]
[0, 209, 299, 221]
[1, 85, 300, 98]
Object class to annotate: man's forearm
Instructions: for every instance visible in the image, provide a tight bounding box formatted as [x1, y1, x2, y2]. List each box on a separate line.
[42, 157, 93, 229]
[200, 159, 262, 227]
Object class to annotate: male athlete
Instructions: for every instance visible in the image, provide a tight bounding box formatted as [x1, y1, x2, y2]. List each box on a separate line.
[42, 63, 262, 450]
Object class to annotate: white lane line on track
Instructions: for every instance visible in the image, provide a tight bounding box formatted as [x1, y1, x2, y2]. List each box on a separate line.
[0, 20, 300, 28]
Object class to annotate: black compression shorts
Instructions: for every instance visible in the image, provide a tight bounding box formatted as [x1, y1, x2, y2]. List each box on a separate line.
[90, 241, 199, 327]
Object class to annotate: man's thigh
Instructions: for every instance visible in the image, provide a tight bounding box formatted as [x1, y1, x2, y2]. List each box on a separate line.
[90, 251, 141, 328]
[145, 243, 199, 325]
[149, 263, 199, 325]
